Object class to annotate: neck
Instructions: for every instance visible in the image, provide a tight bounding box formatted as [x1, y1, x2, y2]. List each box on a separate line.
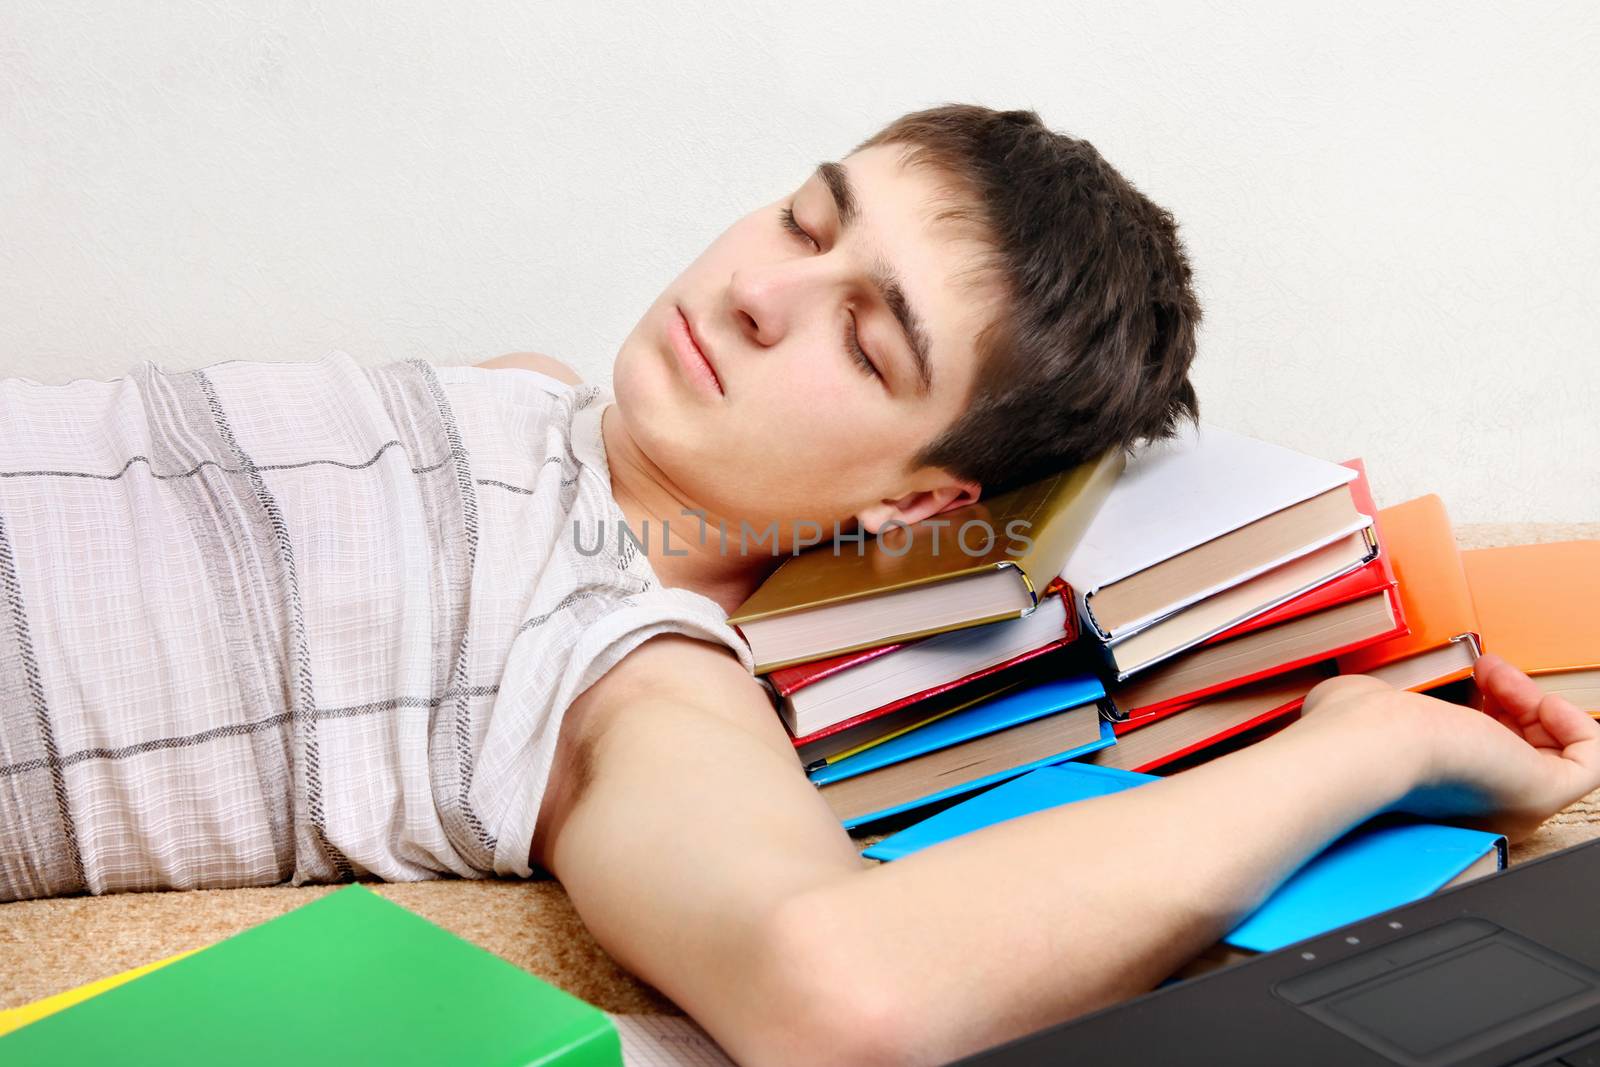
[600, 405, 779, 615]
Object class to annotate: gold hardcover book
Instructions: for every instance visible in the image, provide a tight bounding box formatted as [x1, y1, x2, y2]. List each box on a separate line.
[730, 450, 1124, 673]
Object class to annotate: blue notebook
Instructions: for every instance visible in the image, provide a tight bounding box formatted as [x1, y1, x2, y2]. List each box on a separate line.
[809, 673, 1106, 787]
[863, 762, 1506, 952]
[1225, 821, 1507, 952]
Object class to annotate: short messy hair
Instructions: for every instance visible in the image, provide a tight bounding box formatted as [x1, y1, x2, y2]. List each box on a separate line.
[853, 104, 1201, 496]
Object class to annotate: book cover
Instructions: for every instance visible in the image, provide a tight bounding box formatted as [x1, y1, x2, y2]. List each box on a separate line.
[1199, 458, 1396, 646]
[1224, 820, 1507, 953]
[864, 764, 1506, 955]
[1061, 424, 1359, 641]
[1338, 495, 1482, 689]
[0, 885, 621, 1066]
[0, 951, 198, 1039]
[1462, 541, 1600, 714]
[1, 953, 735, 1067]
[729, 452, 1121, 669]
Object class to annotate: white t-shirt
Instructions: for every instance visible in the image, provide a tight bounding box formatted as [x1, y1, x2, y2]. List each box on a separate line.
[0, 353, 754, 901]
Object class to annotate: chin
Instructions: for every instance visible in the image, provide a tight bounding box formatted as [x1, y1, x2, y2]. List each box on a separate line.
[610, 334, 670, 422]
[608, 339, 646, 409]
[611, 354, 704, 479]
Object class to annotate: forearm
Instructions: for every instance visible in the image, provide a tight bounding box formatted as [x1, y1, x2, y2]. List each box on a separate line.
[793, 705, 1421, 1061]
[548, 640, 1598, 1066]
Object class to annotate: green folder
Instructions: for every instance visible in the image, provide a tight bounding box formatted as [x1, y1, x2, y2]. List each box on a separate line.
[0, 884, 621, 1066]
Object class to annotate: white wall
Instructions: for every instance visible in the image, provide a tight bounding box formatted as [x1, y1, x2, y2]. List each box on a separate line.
[3, 1, 1596, 521]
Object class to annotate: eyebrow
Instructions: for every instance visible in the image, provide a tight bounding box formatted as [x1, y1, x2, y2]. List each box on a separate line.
[815, 160, 934, 397]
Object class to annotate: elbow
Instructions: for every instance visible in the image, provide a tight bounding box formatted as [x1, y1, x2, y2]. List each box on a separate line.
[735, 891, 923, 1067]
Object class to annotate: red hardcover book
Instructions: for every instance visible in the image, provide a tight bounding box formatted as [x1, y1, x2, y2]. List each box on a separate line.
[783, 579, 1078, 753]
[769, 576, 1073, 700]
[769, 639, 909, 701]
[1110, 591, 1403, 729]
[1088, 665, 1332, 773]
[1200, 459, 1396, 646]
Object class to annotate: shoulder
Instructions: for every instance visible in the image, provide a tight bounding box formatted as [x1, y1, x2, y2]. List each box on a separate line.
[474, 351, 583, 385]
[576, 632, 770, 733]
[530, 630, 786, 869]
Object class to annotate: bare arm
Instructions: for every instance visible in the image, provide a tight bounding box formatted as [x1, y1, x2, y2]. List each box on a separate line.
[473, 351, 583, 384]
[536, 640, 1600, 1066]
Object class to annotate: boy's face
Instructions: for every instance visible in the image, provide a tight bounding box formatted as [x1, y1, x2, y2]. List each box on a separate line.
[611, 144, 1002, 540]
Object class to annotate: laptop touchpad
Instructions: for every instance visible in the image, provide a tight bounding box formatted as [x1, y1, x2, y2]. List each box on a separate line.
[1275, 918, 1600, 1066]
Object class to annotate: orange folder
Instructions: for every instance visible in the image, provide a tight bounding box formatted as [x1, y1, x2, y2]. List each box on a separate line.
[1463, 541, 1600, 715]
[1337, 495, 1481, 691]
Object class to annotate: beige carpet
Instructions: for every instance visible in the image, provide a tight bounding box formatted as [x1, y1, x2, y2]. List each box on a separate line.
[3, 522, 1597, 1016]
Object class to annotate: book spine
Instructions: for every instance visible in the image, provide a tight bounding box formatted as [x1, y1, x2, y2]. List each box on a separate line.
[1023, 448, 1125, 623]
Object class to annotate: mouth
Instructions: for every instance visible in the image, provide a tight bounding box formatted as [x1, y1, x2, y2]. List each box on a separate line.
[669, 304, 725, 398]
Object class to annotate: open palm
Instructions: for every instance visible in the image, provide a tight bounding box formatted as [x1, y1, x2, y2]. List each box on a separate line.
[1475, 652, 1600, 753]
[1421, 653, 1600, 841]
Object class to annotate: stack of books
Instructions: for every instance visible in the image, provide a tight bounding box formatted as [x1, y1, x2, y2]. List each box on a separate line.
[1082, 489, 1599, 779]
[730, 450, 1128, 827]
[728, 419, 1598, 956]
[1064, 429, 1410, 773]
[731, 426, 1411, 825]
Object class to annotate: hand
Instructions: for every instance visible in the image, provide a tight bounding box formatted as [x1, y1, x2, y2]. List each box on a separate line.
[1300, 655, 1600, 842]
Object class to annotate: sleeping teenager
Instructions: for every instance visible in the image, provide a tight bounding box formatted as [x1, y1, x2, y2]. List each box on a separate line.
[2, 104, 1596, 1066]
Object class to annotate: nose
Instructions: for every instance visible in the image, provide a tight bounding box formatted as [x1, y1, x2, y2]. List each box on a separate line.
[727, 257, 831, 349]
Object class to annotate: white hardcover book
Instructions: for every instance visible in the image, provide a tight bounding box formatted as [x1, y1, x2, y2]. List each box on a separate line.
[1060, 424, 1359, 642]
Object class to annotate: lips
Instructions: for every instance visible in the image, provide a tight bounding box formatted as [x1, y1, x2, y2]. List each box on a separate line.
[670, 305, 725, 397]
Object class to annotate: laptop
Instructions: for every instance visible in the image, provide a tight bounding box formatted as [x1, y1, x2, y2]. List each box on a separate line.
[956, 835, 1600, 1066]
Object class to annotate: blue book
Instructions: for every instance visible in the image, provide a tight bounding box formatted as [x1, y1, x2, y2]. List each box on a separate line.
[1225, 821, 1507, 952]
[863, 763, 1506, 953]
[809, 673, 1106, 787]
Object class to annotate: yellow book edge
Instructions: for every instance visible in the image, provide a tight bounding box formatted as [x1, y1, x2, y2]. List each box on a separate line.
[0, 948, 200, 1038]
[814, 680, 1028, 767]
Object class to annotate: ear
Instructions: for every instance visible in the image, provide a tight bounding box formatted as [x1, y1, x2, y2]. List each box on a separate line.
[854, 477, 982, 536]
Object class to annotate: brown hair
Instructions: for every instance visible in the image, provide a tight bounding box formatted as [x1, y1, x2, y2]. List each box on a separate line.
[853, 104, 1201, 496]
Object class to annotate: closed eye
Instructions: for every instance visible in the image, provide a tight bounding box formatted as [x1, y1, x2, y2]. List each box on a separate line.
[779, 203, 884, 384]
[778, 204, 817, 250]
[844, 312, 880, 381]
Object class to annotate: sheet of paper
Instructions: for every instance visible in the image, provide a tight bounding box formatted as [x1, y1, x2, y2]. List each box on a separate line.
[609, 1013, 736, 1067]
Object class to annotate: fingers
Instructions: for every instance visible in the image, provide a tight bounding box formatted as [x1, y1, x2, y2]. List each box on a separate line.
[1471, 656, 1526, 735]
[1538, 692, 1600, 757]
[1475, 653, 1600, 760]
[1474, 653, 1543, 724]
